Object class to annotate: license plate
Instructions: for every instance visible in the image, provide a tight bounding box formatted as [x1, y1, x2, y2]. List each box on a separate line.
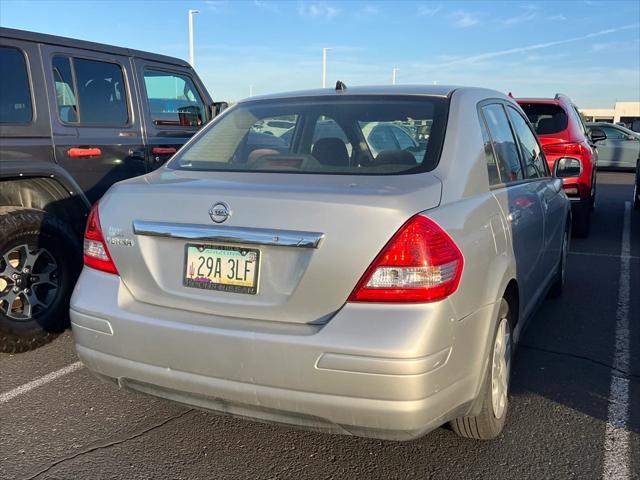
[183, 244, 260, 295]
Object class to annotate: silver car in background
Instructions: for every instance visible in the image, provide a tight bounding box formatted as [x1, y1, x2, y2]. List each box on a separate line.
[71, 85, 570, 441]
[587, 122, 640, 169]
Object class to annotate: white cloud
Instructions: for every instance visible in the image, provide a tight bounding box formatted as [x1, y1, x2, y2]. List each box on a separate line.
[550, 14, 567, 21]
[417, 4, 441, 17]
[429, 23, 639, 68]
[451, 10, 479, 28]
[297, 1, 340, 19]
[502, 5, 536, 26]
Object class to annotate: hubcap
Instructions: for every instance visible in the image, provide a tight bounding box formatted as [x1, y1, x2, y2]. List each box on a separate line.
[491, 317, 511, 419]
[0, 244, 59, 321]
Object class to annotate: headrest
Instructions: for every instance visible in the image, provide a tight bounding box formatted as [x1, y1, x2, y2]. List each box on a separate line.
[536, 117, 559, 135]
[311, 137, 349, 166]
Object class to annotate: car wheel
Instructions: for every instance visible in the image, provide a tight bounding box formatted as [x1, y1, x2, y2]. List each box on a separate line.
[548, 222, 570, 298]
[0, 207, 81, 353]
[451, 298, 512, 440]
[573, 202, 591, 238]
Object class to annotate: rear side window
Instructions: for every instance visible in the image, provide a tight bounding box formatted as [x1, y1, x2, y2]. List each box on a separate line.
[479, 117, 501, 185]
[143, 70, 206, 128]
[519, 103, 568, 135]
[507, 106, 548, 179]
[75, 58, 128, 125]
[0, 46, 33, 124]
[173, 96, 447, 175]
[481, 104, 523, 183]
[52, 55, 129, 125]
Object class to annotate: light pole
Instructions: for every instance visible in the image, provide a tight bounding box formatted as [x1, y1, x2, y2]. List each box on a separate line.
[188, 9, 200, 67]
[322, 47, 332, 88]
[392, 67, 398, 85]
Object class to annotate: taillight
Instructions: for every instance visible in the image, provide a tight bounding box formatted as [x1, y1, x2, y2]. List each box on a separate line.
[348, 215, 464, 303]
[543, 142, 584, 156]
[83, 202, 118, 275]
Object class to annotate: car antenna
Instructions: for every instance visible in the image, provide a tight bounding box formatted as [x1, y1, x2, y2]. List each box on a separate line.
[335, 80, 347, 91]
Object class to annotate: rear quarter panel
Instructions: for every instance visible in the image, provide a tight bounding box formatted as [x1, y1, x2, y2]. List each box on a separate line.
[427, 88, 520, 410]
[432, 88, 517, 319]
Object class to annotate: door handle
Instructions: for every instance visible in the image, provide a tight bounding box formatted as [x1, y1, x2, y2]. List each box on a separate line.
[129, 149, 146, 158]
[151, 147, 177, 155]
[507, 210, 522, 223]
[68, 147, 102, 158]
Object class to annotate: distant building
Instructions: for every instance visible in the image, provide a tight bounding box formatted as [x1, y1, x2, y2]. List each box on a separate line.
[580, 101, 640, 131]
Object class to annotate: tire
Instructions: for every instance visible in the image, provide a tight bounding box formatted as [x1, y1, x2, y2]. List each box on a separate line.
[548, 222, 570, 298]
[634, 162, 640, 211]
[0, 207, 81, 353]
[572, 201, 591, 238]
[451, 299, 513, 440]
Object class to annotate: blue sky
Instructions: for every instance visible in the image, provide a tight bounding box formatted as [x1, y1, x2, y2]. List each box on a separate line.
[1, 0, 639, 107]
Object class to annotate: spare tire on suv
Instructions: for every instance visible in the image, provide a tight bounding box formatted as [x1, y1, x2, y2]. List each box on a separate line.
[0, 207, 81, 353]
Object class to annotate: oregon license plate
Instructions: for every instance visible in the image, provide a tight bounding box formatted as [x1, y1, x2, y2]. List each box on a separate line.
[183, 244, 260, 295]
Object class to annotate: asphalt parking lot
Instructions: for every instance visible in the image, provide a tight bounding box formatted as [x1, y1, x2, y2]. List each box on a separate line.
[1, 171, 639, 480]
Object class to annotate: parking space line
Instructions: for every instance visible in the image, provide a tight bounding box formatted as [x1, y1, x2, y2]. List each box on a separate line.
[569, 251, 640, 260]
[602, 201, 632, 480]
[0, 361, 83, 404]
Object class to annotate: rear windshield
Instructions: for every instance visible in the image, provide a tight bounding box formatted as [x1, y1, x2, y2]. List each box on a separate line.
[170, 96, 449, 175]
[518, 103, 568, 135]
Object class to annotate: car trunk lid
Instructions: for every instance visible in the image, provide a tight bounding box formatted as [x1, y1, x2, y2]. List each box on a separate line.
[99, 169, 442, 324]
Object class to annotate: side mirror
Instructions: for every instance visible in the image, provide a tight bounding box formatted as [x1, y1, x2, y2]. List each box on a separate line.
[554, 157, 582, 178]
[212, 101, 229, 117]
[589, 128, 607, 143]
[626, 134, 637, 141]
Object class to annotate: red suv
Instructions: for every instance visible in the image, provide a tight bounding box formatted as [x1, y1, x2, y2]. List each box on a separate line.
[517, 94, 599, 237]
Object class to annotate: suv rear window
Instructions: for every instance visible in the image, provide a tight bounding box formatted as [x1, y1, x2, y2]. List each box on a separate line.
[172, 96, 448, 175]
[0, 46, 33, 124]
[518, 103, 568, 135]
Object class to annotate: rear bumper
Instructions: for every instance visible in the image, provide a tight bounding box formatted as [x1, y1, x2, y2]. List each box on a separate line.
[70, 267, 498, 440]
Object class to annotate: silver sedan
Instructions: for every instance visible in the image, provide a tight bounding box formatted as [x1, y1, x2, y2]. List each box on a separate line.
[71, 85, 570, 441]
[587, 122, 640, 169]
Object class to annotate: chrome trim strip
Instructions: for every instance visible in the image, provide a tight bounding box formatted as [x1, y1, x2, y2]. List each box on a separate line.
[132, 221, 324, 248]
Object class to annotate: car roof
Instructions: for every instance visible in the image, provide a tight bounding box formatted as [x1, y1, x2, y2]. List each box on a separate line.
[0, 27, 190, 67]
[237, 84, 464, 103]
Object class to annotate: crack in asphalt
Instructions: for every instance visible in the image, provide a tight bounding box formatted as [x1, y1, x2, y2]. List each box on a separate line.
[519, 343, 640, 381]
[21, 409, 194, 480]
